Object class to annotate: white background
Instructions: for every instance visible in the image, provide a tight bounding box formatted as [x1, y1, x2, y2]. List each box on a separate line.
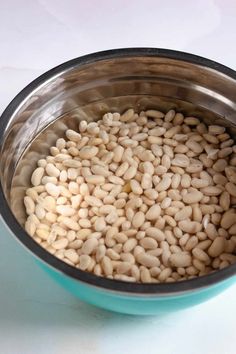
[0, 1, 236, 353]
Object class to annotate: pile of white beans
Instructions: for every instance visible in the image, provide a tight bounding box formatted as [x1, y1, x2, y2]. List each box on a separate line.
[24, 109, 236, 283]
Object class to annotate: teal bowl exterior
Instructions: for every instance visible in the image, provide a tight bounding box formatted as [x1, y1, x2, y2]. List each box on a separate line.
[1, 49, 236, 315]
[40, 260, 236, 315]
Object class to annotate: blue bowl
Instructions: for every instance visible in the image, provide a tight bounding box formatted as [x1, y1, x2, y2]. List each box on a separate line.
[0, 48, 236, 315]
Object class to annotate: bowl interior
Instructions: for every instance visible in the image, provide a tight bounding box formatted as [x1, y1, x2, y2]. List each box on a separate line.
[4, 53, 236, 225]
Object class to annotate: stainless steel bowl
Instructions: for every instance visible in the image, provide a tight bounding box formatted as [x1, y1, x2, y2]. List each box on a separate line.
[0, 48, 236, 314]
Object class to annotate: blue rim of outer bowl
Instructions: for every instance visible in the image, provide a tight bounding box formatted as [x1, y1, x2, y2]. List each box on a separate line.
[0, 48, 236, 295]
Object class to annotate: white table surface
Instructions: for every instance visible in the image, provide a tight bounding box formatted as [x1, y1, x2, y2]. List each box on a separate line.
[1, 1, 236, 353]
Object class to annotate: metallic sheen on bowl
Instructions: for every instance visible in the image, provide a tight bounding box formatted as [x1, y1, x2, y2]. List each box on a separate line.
[0, 48, 236, 314]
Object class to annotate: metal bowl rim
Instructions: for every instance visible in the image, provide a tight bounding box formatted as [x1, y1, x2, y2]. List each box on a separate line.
[1, 47, 236, 295]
